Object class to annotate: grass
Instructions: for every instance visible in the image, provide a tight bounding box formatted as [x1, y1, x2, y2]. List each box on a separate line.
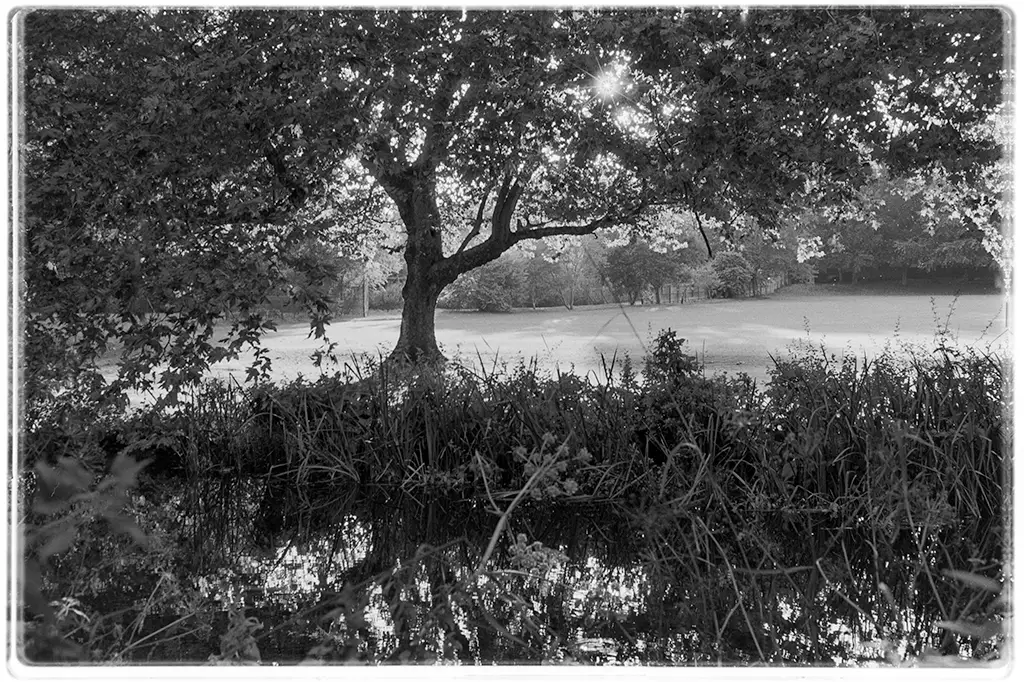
[175, 287, 1008, 390]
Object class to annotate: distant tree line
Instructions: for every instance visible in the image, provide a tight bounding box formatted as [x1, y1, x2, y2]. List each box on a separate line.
[434, 212, 814, 312]
[269, 142, 1009, 317]
[798, 146, 1009, 287]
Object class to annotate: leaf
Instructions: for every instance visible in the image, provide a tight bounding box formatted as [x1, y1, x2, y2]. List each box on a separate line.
[33, 458, 92, 513]
[57, 457, 93, 488]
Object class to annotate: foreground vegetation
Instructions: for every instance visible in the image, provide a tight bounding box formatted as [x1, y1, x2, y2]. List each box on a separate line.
[20, 331, 1009, 665]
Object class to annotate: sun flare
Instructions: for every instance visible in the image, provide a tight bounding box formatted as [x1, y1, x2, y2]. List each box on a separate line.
[593, 70, 623, 100]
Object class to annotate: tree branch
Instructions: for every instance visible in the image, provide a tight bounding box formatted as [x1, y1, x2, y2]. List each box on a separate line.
[453, 182, 493, 257]
[264, 143, 309, 211]
[493, 178, 524, 243]
[692, 209, 714, 259]
[413, 69, 462, 171]
[512, 211, 633, 243]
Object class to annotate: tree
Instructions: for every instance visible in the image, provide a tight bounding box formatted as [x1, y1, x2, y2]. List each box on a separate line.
[911, 107, 1011, 286]
[22, 9, 1007, 401]
[441, 252, 526, 313]
[806, 163, 1002, 286]
[869, 177, 933, 284]
[521, 245, 562, 309]
[602, 243, 646, 305]
[687, 262, 722, 299]
[602, 239, 679, 305]
[814, 218, 882, 284]
[738, 226, 813, 291]
[646, 251, 681, 304]
[22, 10, 388, 403]
[548, 236, 606, 310]
[711, 251, 755, 298]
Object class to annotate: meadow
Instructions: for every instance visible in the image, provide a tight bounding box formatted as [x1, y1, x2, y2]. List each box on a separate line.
[206, 287, 1009, 386]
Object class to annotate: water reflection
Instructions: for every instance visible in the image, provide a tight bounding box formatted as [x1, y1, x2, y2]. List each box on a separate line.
[154, 478, 1003, 666]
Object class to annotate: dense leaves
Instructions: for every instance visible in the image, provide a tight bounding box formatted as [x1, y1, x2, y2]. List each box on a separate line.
[21, 8, 1008, 392]
[711, 251, 755, 298]
[602, 240, 678, 305]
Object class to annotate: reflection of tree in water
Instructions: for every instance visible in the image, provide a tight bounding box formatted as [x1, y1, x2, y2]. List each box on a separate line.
[170, 477, 1002, 665]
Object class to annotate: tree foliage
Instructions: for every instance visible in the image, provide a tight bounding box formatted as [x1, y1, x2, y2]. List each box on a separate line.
[687, 262, 722, 299]
[21, 8, 1008, 399]
[803, 158, 1004, 284]
[441, 253, 526, 313]
[602, 240, 678, 305]
[711, 251, 755, 298]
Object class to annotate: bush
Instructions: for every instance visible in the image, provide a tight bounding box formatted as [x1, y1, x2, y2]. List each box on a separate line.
[440, 256, 525, 312]
[371, 280, 404, 310]
[686, 262, 722, 298]
[712, 251, 754, 298]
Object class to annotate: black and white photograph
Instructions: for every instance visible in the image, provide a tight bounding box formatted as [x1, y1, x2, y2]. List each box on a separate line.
[3, 3, 1014, 673]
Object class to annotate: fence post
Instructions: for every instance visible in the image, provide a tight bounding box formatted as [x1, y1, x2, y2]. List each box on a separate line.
[361, 264, 369, 317]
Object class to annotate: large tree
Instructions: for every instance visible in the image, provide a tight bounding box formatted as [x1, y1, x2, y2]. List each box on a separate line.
[21, 9, 1006, 401]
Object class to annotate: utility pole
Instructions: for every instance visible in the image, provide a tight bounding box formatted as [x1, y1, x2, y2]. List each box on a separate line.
[361, 261, 370, 318]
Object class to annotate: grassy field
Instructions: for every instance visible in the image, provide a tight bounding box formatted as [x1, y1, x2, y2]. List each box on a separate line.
[202, 286, 1009, 386]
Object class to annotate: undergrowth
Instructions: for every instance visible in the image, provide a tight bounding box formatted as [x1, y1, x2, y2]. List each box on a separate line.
[18, 330, 1010, 665]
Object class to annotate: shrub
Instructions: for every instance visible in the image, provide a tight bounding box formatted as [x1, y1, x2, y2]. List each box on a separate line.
[441, 256, 525, 312]
[643, 329, 701, 384]
[371, 280, 404, 310]
[686, 262, 721, 298]
[712, 251, 754, 298]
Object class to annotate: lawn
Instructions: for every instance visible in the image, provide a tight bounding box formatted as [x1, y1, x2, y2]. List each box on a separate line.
[202, 286, 1009, 387]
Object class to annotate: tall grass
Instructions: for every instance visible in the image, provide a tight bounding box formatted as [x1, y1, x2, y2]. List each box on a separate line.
[20, 329, 1008, 664]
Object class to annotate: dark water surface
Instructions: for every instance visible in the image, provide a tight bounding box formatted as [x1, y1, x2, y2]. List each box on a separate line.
[125, 473, 1003, 666]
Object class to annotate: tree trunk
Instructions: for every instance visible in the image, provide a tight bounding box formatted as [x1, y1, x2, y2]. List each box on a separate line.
[392, 281, 443, 364]
[361, 266, 369, 317]
[900, 267, 908, 286]
[386, 176, 451, 365]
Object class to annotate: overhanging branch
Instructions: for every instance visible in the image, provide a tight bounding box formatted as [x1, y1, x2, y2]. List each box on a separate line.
[437, 205, 642, 287]
[511, 212, 627, 242]
[453, 182, 493, 257]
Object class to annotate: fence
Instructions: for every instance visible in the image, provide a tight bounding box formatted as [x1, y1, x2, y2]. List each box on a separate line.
[654, 272, 789, 305]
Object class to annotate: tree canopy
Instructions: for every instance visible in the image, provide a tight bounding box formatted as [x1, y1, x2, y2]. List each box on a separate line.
[20, 8, 1008, 404]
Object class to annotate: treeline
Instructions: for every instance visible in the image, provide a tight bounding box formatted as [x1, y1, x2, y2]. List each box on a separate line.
[798, 167, 1007, 287]
[434, 207, 822, 313]
[437, 239, 809, 312]
[265, 149, 1010, 318]
[263, 223, 816, 316]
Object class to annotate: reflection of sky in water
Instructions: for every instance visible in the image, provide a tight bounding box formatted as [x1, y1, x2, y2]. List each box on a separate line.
[195, 515, 966, 666]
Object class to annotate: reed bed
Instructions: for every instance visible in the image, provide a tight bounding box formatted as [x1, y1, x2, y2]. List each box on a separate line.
[20, 329, 1008, 664]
